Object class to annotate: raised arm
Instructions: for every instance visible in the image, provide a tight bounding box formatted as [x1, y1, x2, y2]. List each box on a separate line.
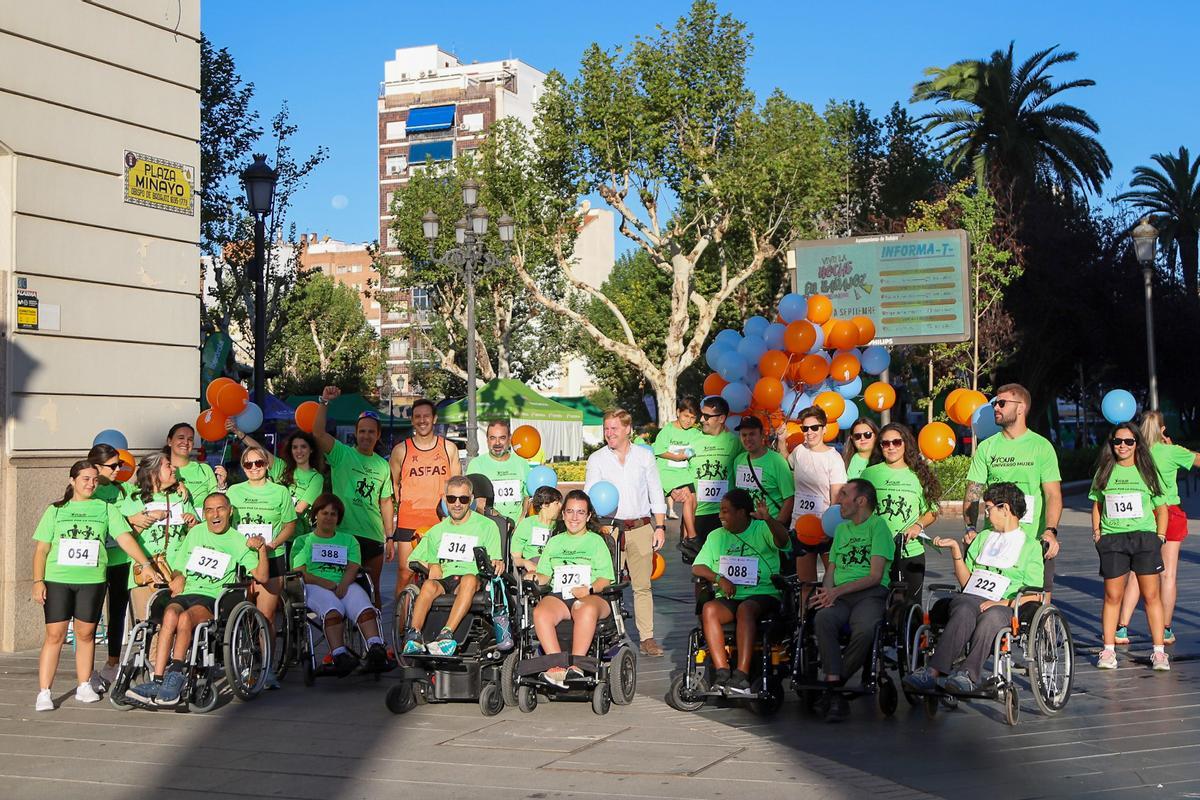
[311, 386, 340, 455]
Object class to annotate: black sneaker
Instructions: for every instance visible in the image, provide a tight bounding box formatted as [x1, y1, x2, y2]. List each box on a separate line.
[712, 668, 731, 690]
[364, 643, 392, 673]
[727, 670, 751, 694]
[333, 651, 359, 677]
[826, 692, 850, 722]
[813, 689, 831, 718]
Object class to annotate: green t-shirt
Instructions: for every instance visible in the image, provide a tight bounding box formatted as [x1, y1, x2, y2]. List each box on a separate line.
[966, 430, 1061, 539]
[168, 524, 260, 599]
[294, 530, 362, 584]
[829, 514, 894, 588]
[863, 463, 933, 558]
[1088, 463, 1167, 535]
[694, 520, 782, 600]
[963, 528, 1045, 600]
[729, 450, 795, 517]
[691, 431, 744, 515]
[119, 490, 196, 589]
[466, 452, 530, 523]
[268, 461, 325, 536]
[1150, 442, 1194, 507]
[410, 511, 502, 578]
[535, 530, 616, 583]
[326, 440, 393, 542]
[226, 480, 298, 557]
[653, 423, 700, 493]
[847, 453, 870, 480]
[33, 499, 132, 584]
[177, 460, 218, 509]
[95, 481, 134, 565]
[510, 515, 556, 560]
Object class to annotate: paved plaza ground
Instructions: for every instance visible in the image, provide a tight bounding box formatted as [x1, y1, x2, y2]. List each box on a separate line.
[2, 486, 1199, 799]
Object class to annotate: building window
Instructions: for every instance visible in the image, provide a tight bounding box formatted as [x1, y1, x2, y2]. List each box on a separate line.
[385, 121, 407, 140]
[336, 265, 348, 274]
[385, 156, 407, 175]
[352, 264, 363, 273]
[388, 338, 409, 357]
[385, 230, 398, 250]
[411, 287, 431, 310]
[386, 311, 401, 321]
[385, 191, 394, 211]
[461, 113, 484, 132]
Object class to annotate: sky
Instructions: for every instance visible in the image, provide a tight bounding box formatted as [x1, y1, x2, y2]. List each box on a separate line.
[202, 0, 1199, 245]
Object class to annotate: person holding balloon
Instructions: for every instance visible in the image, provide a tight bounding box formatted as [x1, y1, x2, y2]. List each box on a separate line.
[683, 396, 745, 564]
[86, 443, 138, 689]
[466, 420, 531, 525]
[778, 406, 845, 583]
[165, 422, 225, 508]
[843, 418, 879, 480]
[653, 396, 701, 547]
[228, 420, 327, 542]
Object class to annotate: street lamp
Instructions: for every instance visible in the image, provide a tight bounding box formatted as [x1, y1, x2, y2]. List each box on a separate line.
[1132, 216, 1160, 410]
[422, 189, 513, 459]
[240, 153, 279, 409]
[376, 374, 395, 450]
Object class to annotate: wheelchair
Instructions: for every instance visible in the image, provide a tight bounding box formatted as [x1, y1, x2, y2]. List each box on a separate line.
[108, 574, 272, 713]
[906, 583, 1075, 726]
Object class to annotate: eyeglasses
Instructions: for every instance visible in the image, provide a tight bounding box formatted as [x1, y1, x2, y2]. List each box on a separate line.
[801, 424, 824, 432]
[100, 461, 121, 470]
[992, 398, 1022, 409]
[880, 438, 904, 448]
[851, 432, 875, 441]
[242, 459, 267, 469]
[445, 494, 472, 504]
[700, 412, 725, 421]
[563, 508, 589, 517]
[983, 503, 1006, 514]
[1110, 437, 1136, 447]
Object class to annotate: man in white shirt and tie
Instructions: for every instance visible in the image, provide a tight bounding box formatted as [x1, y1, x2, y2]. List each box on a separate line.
[585, 408, 667, 656]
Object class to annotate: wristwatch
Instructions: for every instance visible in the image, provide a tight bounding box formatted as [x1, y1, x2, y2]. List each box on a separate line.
[654, 525, 666, 532]
[1044, 526, 1058, 535]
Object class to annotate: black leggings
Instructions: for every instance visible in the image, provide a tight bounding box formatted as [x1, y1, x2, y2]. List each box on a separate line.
[105, 562, 131, 659]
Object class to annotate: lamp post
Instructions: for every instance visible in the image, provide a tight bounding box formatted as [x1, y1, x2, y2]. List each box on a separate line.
[240, 154, 279, 409]
[421, 181, 514, 458]
[376, 374, 395, 450]
[1131, 216, 1160, 411]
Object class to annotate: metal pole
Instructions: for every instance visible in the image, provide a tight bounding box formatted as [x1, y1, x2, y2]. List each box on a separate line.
[465, 243, 479, 459]
[879, 367, 891, 426]
[1144, 265, 1159, 411]
[389, 397, 395, 450]
[253, 214, 267, 409]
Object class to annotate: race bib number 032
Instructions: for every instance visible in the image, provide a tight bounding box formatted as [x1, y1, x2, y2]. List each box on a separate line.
[493, 480, 520, 502]
[552, 564, 592, 598]
[438, 533, 478, 562]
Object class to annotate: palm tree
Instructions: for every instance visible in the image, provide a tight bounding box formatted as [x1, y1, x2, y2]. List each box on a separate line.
[912, 43, 1111, 208]
[1117, 147, 1200, 300]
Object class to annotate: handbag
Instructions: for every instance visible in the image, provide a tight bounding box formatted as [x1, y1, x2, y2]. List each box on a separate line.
[487, 576, 513, 651]
[133, 492, 179, 586]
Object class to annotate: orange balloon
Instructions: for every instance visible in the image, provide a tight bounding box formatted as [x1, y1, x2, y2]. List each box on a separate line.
[807, 295, 833, 325]
[205, 377, 235, 408]
[952, 390, 988, 427]
[863, 381, 897, 412]
[814, 390, 846, 422]
[786, 359, 806, 385]
[115, 449, 136, 482]
[851, 316, 876, 346]
[783, 320, 816, 354]
[765, 409, 785, 430]
[753, 377, 784, 410]
[944, 388, 968, 423]
[759, 349, 789, 379]
[795, 514, 827, 546]
[195, 409, 228, 442]
[785, 431, 805, 452]
[651, 551, 666, 581]
[703, 372, 729, 396]
[215, 382, 249, 416]
[823, 422, 840, 443]
[918, 421, 957, 461]
[512, 425, 541, 458]
[821, 319, 837, 342]
[829, 352, 861, 383]
[295, 401, 321, 433]
[826, 320, 860, 351]
[798, 354, 830, 385]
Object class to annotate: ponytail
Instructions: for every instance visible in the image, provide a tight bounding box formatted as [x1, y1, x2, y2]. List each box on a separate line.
[53, 460, 97, 508]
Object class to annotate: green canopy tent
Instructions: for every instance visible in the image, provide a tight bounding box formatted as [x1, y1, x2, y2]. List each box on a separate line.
[552, 396, 605, 446]
[440, 378, 584, 459]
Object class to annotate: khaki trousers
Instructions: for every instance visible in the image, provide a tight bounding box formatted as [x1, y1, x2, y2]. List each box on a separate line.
[622, 523, 655, 640]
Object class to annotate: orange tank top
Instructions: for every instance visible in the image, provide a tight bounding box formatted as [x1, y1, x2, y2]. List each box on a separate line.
[396, 436, 453, 530]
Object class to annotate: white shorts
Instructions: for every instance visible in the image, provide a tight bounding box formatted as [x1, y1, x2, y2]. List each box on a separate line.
[305, 583, 376, 625]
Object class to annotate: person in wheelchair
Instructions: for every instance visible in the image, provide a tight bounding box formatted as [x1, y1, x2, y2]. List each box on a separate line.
[810, 478, 895, 720]
[294, 493, 392, 676]
[401, 476, 504, 656]
[532, 489, 617, 688]
[690, 488, 790, 694]
[125, 493, 269, 707]
[904, 482, 1045, 695]
[511, 486, 563, 572]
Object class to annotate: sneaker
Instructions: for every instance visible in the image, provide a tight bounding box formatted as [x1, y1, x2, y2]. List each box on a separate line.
[813, 689, 831, 717]
[88, 670, 109, 696]
[1163, 627, 1176, 645]
[124, 679, 161, 707]
[1096, 649, 1118, 670]
[726, 670, 751, 694]
[825, 692, 850, 722]
[99, 663, 120, 684]
[401, 631, 425, 655]
[426, 631, 458, 656]
[34, 689, 54, 712]
[1114, 625, 1130, 645]
[75, 682, 101, 704]
[364, 643, 388, 673]
[155, 670, 186, 706]
[333, 650, 359, 677]
[541, 667, 568, 688]
[1151, 651, 1171, 672]
[943, 672, 978, 695]
[711, 667, 731, 689]
[902, 666, 939, 693]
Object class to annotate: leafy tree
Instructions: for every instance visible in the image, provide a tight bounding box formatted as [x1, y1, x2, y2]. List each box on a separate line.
[1116, 146, 1200, 302]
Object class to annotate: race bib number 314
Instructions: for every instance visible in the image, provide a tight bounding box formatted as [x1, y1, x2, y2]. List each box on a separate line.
[437, 533, 478, 562]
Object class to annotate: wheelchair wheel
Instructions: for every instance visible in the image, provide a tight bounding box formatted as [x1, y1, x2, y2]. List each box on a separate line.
[500, 651, 520, 707]
[876, 676, 898, 717]
[386, 681, 418, 714]
[517, 683, 538, 713]
[189, 669, 219, 714]
[666, 673, 705, 713]
[392, 585, 418, 651]
[609, 644, 637, 705]
[1005, 685, 1020, 726]
[748, 678, 784, 717]
[224, 601, 272, 701]
[591, 682, 612, 715]
[1027, 605, 1073, 716]
[271, 603, 293, 682]
[941, 695, 959, 710]
[479, 681, 505, 717]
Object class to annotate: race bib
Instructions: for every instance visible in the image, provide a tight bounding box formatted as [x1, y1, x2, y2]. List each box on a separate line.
[552, 564, 592, 599]
[493, 480, 521, 503]
[57, 538, 100, 568]
[735, 464, 762, 490]
[186, 547, 231, 580]
[793, 492, 822, 515]
[1020, 494, 1037, 525]
[667, 444, 690, 468]
[437, 533, 478, 562]
[697, 480, 727, 503]
[239, 523, 273, 543]
[145, 501, 184, 527]
[975, 529, 1025, 570]
[963, 569, 1010, 601]
[1105, 493, 1143, 520]
[530, 526, 551, 547]
[311, 542, 347, 566]
[718, 555, 758, 586]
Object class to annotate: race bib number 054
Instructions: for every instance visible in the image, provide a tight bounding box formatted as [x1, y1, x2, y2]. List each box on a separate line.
[57, 538, 100, 568]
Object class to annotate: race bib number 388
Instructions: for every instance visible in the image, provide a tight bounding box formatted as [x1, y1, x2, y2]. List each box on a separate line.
[312, 543, 347, 566]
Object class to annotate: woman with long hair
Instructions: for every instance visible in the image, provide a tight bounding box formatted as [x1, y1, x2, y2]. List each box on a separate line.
[1090, 423, 1169, 671]
[31, 461, 159, 711]
[228, 421, 326, 538]
[121, 451, 197, 622]
[843, 418, 879, 480]
[779, 406, 847, 585]
[510, 486, 564, 571]
[165, 422, 224, 507]
[861, 423, 941, 600]
[86, 444, 138, 688]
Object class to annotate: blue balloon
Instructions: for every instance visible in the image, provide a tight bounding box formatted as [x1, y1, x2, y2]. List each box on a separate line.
[808, 325, 825, 353]
[714, 328, 742, 349]
[705, 344, 729, 371]
[816, 350, 832, 365]
[861, 345, 891, 375]
[779, 293, 807, 323]
[836, 399, 859, 430]
[526, 464, 558, 495]
[93, 429, 128, 450]
[743, 315, 770, 339]
[763, 322, 787, 351]
[589, 480, 620, 517]
[971, 402, 1003, 443]
[716, 350, 748, 382]
[744, 367, 762, 386]
[725, 414, 742, 432]
[782, 387, 799, 415]
[1102, 389, 1137, 425]
[836, 376, 863, 399]
[721, 382, 753, 413]
[234, 402, 264, 433]
[821, 505, 843, 537]
[736, 335, 768, 364]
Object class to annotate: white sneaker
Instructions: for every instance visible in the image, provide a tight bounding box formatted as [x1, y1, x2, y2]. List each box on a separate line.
[75, 682, 101, 703]
[1096, 649, 1118, 670]
[35, 689, 54, 712]
[1151, 651, 1171, 671]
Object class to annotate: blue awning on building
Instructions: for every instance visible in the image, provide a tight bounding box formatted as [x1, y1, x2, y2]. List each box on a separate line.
[408, 141, 454, 163]
[405, 104, 456, 133]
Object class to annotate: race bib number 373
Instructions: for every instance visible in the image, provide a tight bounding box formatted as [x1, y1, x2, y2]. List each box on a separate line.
[552, 564, 592, 598]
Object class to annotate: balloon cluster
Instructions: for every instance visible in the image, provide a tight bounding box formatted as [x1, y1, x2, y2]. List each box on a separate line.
[702, 294, 894, 451]
[198, 378, 263, 442]
[92, 430, 136, 482]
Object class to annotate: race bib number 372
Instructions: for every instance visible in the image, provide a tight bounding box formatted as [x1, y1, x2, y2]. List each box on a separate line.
[186, 547, 231, 580]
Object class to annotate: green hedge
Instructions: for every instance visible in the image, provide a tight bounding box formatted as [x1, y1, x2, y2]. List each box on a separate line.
[551, 461, 587, 482]
[931, 455, 971, 502]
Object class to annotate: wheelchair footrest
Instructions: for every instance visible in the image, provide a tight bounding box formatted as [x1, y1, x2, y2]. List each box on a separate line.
[518, 654, 599, 676]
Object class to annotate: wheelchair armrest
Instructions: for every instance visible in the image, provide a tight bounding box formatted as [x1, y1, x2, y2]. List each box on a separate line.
[523, 578, 550, 596]
[1017, 586, 1046, 598]
[693, 575, 714, 587]
[409, 561, 430, 578]
[885, 582, 909, 605]
[473, 546, 496, 580]
[598, 581, 629, 599]
[928, 583, 960, 594]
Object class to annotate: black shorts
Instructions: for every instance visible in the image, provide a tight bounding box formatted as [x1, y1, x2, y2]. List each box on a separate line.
[711, 594, 782, 618]
[794, 535, 832, 556]
[168, 594, 216, 614]
[665, 483, 695, 497]
[680, 513, 723, 564]
[435, 574, 477, 594]
[392, 527, 418, 544]
[43, 581, 107, 625]
[268, 554, 288, 579]
[1097, 531, 1163, 579]
[355, 536, 386, 561]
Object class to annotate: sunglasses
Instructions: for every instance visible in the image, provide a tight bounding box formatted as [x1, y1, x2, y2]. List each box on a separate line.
[801, 424, 824, 432]
[880, 438, 904, 448]
[100, 461, 121, 470]
[700, 412, 725, 421]
[993, 398, 1022, 409]
[242, 459, 267, 469]
[851, 432, 875, 441]
[1110, 437, 1136, 447]
[445, 494, 472, 504]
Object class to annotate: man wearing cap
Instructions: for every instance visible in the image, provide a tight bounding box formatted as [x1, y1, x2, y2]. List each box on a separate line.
[585, 408, 667, 657]
[730, 415, 795, 529]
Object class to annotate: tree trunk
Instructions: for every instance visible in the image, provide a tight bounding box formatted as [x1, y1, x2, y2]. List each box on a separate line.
[1180, 229, 1199, 304]
[653, 374, 677, 427]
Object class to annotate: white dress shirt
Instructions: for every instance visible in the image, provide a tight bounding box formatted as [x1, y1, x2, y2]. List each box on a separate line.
[585, 443, 667, 519]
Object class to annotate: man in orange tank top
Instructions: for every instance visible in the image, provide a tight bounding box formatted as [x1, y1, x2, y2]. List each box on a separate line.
[389, 398, 461, 594]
